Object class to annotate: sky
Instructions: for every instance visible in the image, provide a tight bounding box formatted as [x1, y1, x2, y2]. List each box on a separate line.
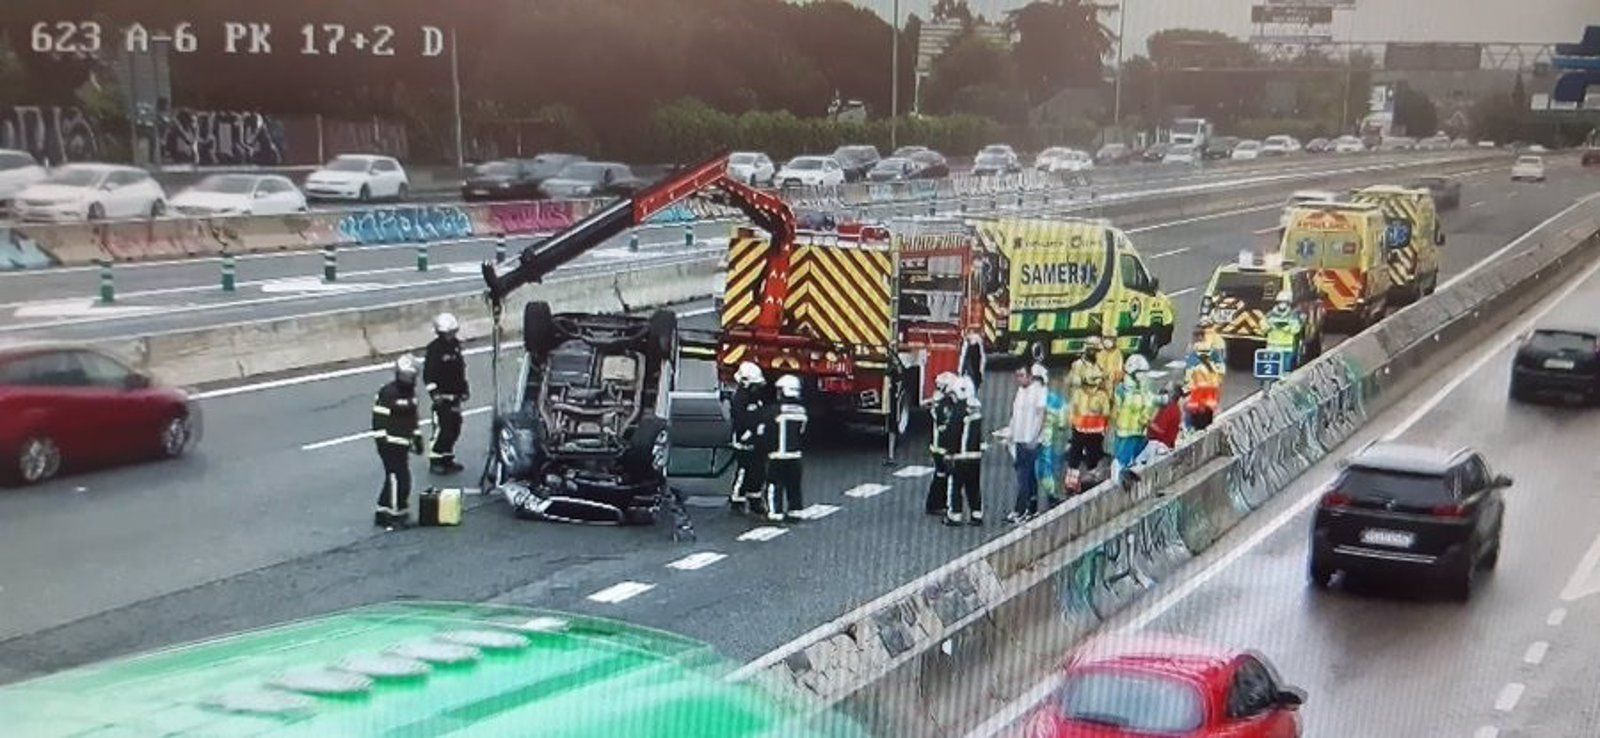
[848, 0, 1598, 58]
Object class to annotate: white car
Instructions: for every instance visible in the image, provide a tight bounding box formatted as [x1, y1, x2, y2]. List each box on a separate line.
[13, 163, 167, 222]
[1036, 147, 1094, 173]
[727, 152, 775, 186]
[304, 154, 409, 201]
[1231, 140, 1263, 160]
[1331, 136, 1366, 154]
[1280, 190, 1339, 227]
[171, 174, 308, 217]
[775, 156, 846, 188]
[1510, 156, 1546, 182]
[0, 149, 48, 209]
[1162, 144, 1200, 165]
[1261, 135, 1301, 155]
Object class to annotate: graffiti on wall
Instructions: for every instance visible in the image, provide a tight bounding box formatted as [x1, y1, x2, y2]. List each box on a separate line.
[160, 110, 286, 166]
[484, 201, 583, 235]
[0, 106, 99, 164]
[0, 228, 58, 270]
[337, 205, 473, 246]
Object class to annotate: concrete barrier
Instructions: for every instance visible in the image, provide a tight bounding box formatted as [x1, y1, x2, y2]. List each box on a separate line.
[731, 192, 1600, 737]
[0, 228, 57, 270]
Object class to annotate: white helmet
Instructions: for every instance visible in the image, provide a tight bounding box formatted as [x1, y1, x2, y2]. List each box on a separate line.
[1274, 291, 1293, 308]
[934, 371, 958, 396]
[1030, 363, 1049, 382]
[734, 361, 765, 387]
[776, 374, 802, 399]
[433, 312, 459, 334]
[1124, 354, 1150, 377]
[394, 354, 419, 383]
[954, 376, 978, 404]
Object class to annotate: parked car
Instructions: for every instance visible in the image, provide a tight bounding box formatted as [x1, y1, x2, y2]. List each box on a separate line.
[1378, 136, 1416, 152]
[1163, 143, 1200, 165]
[1309, 442, 1508, 599]
[1202, 136, 1239, 160]
[0, 344, 196, 485]
[907, 149, 950, 179]
[1331, 135, 1367, 154]
[1025, 634, 1305, 738]
[1304, 137, 1331, 154]
[1231, 140, 1263, 160]
[776, 156, 846, 188]
[462, 153, 584, 201]
[304, 154, 409, 202]
[13, 163, 167, 222]
[538, 162, 644, 199]
[1418, 134, 1454, 151]
[726, 151, 776, 186]
[1141, 141, 1172, 162]
[1036, 147, 1093, 173]
[1094, 142, 1133, 165]
[1408, 175, 1462, 210]
[1261, 135, 1302, 156]
[830, 145, 881, 182]
[972, 144, 1021, 176]
[0, 149, 48, 210]
[171, 173, 307, 216]
[1510, 326, 1600, 403]
[1510, 155, 1546, 182]
[891, 145, 929, 159]
[1581, 146, 1600, 167]
[866, 157, 916, 182]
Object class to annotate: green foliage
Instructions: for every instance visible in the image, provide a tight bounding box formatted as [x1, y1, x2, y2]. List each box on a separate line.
[925, 35, 1016, 117]
[1393, 84, 1438, 138]
[644, 96, 999, 161]
[1007, 0, 1112, 101]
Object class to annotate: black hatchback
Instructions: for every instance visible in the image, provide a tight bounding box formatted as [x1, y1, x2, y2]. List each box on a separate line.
[1510, 327, 1600, 404]
[1309, 443, 1510, 599]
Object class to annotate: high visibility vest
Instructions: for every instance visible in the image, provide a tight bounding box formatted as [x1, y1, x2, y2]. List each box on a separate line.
[1265, 314, 1301, 350]
[1067, 359, 1095, 389]
[1112, 384, 1153, 436]
[1185, 362, 1223, 411]
[1096, 348, 1125, 386]
[1194, 332, 1227, 369]
[1070, 387, 1110, 434]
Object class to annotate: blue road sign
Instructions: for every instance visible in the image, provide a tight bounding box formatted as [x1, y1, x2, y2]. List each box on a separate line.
[1254, 349, 1286, 380]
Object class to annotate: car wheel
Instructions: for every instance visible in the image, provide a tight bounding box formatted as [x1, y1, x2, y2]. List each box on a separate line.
[358, 185, 371, 202]
[1482, 536, 1501, 571]
[17, 435, 62, 485]
[1448, 560, 1476, 601]
[86, 202, 105, 221]
[149, 199, 166, 218]
[1308, 557, 1334, 589]
[646, 310, 677, 364]
[523, 301, 556, 362]
[158, 415, 192, 459]
[624, 416, 670, 478]
[396, 184, 409, 201]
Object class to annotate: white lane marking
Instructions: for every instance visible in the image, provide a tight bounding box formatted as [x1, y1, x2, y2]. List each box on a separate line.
[300, 406, 492, 450]
[1558, 530, 1600, 601]
[1149, 246, 1191, 259]
[844, 483, 892, 499]
[1523, 641, 1549, 665]
[666, 552, 727, 571]
[11, 299, 162, 318]
[737, 526, 788, 542]
[679, 306, 716, 318]
[1509, 191, 1520, 199]
[586, 581, 655, 604]
[1468, 201, 1486, 209]
[257, 277, 384, 294]
[1474, 727, 1499, 738]
[1125, 203, 1280, 234]
[1168, 287, 1197, 298]
[1494, 682, 1524, 712]
[790, 504, 841, 521]
[894, 465, 935, 478]
[1548, 608, 1567, 626]
[1124, 244, 1600, 633]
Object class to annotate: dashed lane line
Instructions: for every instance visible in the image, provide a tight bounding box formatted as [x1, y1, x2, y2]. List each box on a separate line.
[1523, 641, 1548, 665]
[844, 483, 892, 499]
[790, 504, 841, 521]
[586, 581, 656, 604]
[1547, 608, 1567, 626]
[666, 552, 727, 571]
[736, 526, 788, 542]
[893, 465, 935, 478]
[1494, 682, 1524, 713]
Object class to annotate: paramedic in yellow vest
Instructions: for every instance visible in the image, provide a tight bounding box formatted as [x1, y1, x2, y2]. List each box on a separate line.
[1194, 317, 1227, 367]
[1067, 344, 1094, 390]
[1264, 291, 1303, 372]
[1065, 364, 1111, 494]
[1112, 354, 1155, 479]
[1185, 323, 1224, 432]
[1095, 335, 1125, 386]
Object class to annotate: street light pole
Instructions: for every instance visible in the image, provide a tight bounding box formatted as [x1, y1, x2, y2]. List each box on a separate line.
[451, 27, 464, 170]
[891, 0, 900, 149]
[1113, 0, 1128, 126]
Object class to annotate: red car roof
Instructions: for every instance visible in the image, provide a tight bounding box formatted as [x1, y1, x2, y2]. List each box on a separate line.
[1067, 633, 1237, 684]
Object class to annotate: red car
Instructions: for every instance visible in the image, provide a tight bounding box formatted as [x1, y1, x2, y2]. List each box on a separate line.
[1026, 635, 1305, 737]
[0, 345, 195, 485]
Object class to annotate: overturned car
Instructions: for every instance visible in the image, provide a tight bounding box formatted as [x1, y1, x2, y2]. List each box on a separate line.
[486, 301, 730, 530]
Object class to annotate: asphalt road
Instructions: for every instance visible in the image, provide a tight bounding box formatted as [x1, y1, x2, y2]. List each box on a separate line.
[1016, 231, 1600, 738]
[0, 151, 1488, 344]
[0, 158, 1586, 688]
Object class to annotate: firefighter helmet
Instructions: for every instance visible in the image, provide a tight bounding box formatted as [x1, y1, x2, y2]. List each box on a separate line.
[776, 374, 802, 399]
[734, 361, 765, 387]
[394, 354, 419, 384]
[432, 312, 459, 334]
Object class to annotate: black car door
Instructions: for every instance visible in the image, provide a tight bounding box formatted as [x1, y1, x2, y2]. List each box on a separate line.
[1455, 457, 1493, 555]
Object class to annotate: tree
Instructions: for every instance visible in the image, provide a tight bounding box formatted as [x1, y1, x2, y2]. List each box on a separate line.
[1393, 83, 1437, 137]
[924, 34, 1016, 118]
[1144, 30, 1260, 124]
[1007, 0, 1112, 102]
[1147, 29, 1255, 70]
[932, 0, 977, 27]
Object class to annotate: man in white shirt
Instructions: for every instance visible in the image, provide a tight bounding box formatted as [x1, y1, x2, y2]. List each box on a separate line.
[1006, 363, 1049, 523]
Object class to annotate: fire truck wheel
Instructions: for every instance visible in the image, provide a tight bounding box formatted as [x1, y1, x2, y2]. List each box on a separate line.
[523, 301, 556, 361]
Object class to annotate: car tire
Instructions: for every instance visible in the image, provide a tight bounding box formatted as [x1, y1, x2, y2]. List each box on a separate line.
[157, 415, 193, 459]
[647, 310, 677, 364]
[358, 185, 371, 203]
[1482, 536, 1501, 571]
[86, 202, 105, 221]
[15, 434, 62, 485]
[624, 416, 670, 478]
[523, 301, 557, 362]
[1308, 557, 1334, 589]
[149, 199, 166, 218]
[1448, 560, 1476, 601]
[396, 184, 409, 201]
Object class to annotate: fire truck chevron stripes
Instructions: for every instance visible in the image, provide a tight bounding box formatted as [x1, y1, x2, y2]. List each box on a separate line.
[723, 235, 770, 329]
[720, 233, 892, 349]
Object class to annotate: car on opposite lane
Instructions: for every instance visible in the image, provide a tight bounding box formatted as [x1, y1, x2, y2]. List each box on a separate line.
[462, 153, 585, 201]
[1025, 634, 1305, 738]
[1408, 175, 1462, 210]
[538, 162, 645, 199]
[972, 144, 1021, 176]
[775, 155, 846, 188]
[1309, 442, 1509, 599]
[1203, 136, 1240, 160]
[1510, 327, 1600, 404]
[726, 151, 776, 186]
[831, 144, 881, 182]
[1510, 155, 1546, 182]
[907, 149, 950, 179]
[1163, 143, 1200, 165]
[1095, 142, 1134, 165]
[866, 157, 917, 182]
[1231, 140, 1263, 160]
[171, 173, 308, 216]
[1330, 135, 1366, 154]
[304, 154, 409, 202]
[1261, 135, 1301, 156]
[1141, 141, 1172, 163]
[1304, 137, 1331, 154]
[0, 344, 196, 485]
[0, 149, 47, 211]
[13, 163, 168, 222]
[1036, 146, 1094, 173]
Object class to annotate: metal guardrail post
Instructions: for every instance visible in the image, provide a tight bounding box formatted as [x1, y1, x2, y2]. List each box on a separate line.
[495, 234, 507, 261]
[416, 240, 429, 272]
[683, 223, 694, 248]
[98, 258, 113, 303]
[221, 253, 236, 292]
[323, 244, 337, 283]
[630, 231, 640, 252]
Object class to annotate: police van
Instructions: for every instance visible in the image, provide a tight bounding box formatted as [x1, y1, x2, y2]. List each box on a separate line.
[975, 217, 1176, 361]
[1200, 252, 1326, 368]
[1349, 185, 1443, 305]
[1280, 202, 1392, 331]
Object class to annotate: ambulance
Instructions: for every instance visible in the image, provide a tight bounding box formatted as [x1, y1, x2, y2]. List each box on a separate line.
[1200, 252, 1326, 368]
[1280, 202, 1391, 331]
[975, 217, 1177, 361]
[1349, 184, 1443, 304]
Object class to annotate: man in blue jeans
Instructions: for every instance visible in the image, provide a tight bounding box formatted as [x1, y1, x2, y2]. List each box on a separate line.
[1005, 364, 1049, 524]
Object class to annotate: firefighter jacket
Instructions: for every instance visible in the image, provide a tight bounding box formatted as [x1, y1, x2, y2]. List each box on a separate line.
[730, 385, 766, 450]
[951, 403, 984, 462]
[423, 336, 469, 399]
[372, 381, 422, 449]
[929, 397, 957, 457]
[761, 400, 808, 460]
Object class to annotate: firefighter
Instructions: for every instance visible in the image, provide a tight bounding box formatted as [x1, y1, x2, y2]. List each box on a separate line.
[1111, 354, 1155, 479]
[1264, 291, 1303, 372]
[761, 374, 808, 523]
[945, 377, 985, 527]
[959, 329, 987, 390]
[926, 372, 959, 517]
[373, 355, 425, 528]
[1064, 363, 1111, 495]
[1095, 335, 1125, 387]
[729, 362, 768, 513]
[423, 312, 468, 474]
